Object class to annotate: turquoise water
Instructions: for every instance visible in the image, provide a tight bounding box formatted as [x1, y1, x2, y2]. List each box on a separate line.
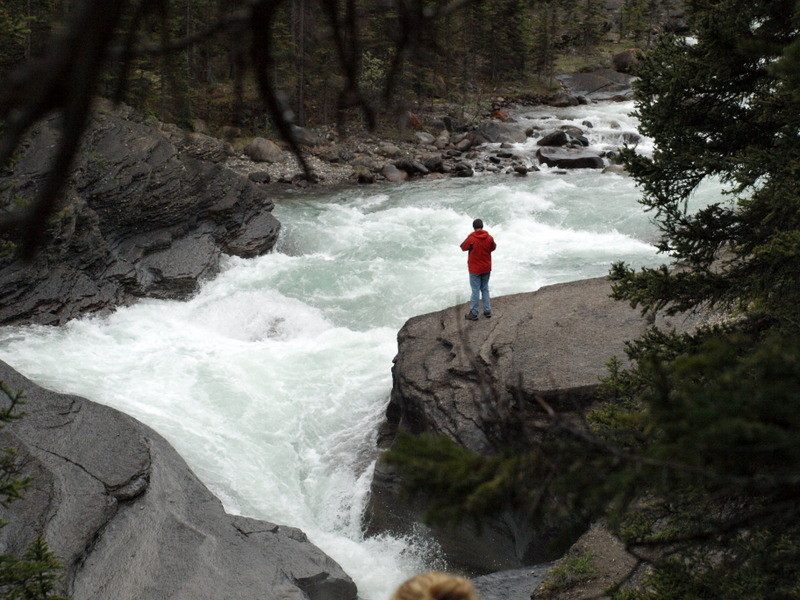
[0, 102, 725, 599]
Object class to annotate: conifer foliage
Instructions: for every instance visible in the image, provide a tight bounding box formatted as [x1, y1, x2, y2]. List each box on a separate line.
[387, 1, 800, 596]
[0, 382, 66, 600]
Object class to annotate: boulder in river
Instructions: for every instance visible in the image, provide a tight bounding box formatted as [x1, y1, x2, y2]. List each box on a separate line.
[366, 277, 703, 573]
[536, 130, 570, 147]
[381, 163, 409, 182]
[546, 91, 581, 107]
[536, 147, 605, 169]
[473, 121, 529, 144]
[0, 360, 358, 600]
[415, 132, 436, 146]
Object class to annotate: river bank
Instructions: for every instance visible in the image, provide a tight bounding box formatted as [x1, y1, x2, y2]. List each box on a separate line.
[223, 68, 638, 189]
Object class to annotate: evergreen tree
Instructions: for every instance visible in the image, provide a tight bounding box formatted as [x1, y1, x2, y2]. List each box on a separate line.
[530, 1, 558, 83]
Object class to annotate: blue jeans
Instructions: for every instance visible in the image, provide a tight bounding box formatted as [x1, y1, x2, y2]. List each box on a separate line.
[469, 272, 491, 315]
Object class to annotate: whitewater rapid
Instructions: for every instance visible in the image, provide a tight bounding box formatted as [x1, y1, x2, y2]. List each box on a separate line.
[0, 102, 723, 599]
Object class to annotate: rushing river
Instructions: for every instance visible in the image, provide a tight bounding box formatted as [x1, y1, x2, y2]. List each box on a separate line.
[0, 102, 724, 599]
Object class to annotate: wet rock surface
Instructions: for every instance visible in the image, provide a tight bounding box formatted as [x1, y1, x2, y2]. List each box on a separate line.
[0, 359, 357, 600]
[0, 102, 280, 326]
[366, 277, 702, 574]
[555, 70, 637, 102]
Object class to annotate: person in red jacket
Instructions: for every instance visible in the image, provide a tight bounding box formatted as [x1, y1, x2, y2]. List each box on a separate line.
[460, 218, 496, 320]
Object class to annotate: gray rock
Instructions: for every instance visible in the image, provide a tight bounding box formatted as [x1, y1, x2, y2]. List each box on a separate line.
[555, 70, 637, 101]
[621, 132, 643, 145]
[455, 137, 473, 152]
[366, 278, 703, 573]
[394, 159, 429, 176]
[0, 106, 281, 326]
[378, 143, 402, 158]
[414, 132, 436, 145]
[547, 91, 580, 107]
[536, 130, 570, 147]
[381, 164, 409, 182]
[351, 155, 383, 172]
[454, 163, 474, 177]
[420, 153, 444, 173]
[434, 130, 450, 150]
[0, 360, 358, 600]
[536, 147, 605, 169]
[245, 137, 285, 163]
[473, 121, 528, 144]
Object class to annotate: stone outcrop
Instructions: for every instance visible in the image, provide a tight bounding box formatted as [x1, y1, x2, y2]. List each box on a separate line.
[472, 121, 529, 144]
[0, 359, 357, 600]
[0, 102, 281, 326]
[366, 277, 702, 574]
[555, 70, 637, 102]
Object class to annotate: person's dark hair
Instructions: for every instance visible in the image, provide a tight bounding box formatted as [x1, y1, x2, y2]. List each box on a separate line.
[472, 219, 483, 230]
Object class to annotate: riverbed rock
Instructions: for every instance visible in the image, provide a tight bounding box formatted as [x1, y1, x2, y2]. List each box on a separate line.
[366, 277, 703, 574]
[537, 130, 570, 147]
[546, 91, 581, 107]
[555, 70, 637, 101]
[536, 147, 605, 169]
[0, 360, 358, 600]
[245, 137, 285, 162]
[473, 121, 529, 144]
[381, 163, 409, 182]
[0, 104, 281, 326]
[415, 132, 436, 146]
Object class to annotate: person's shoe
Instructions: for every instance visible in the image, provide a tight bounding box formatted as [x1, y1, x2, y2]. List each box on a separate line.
[483, 311, 492, 318]
[465, 312, 479, 321]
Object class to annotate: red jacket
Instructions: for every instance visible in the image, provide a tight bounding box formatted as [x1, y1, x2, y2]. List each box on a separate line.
[460, 229, 496, 274]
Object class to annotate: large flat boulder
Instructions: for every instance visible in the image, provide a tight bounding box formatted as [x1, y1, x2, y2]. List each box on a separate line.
[366, 277, 701, 573]
[555, 70, 637, 101]
[0, 360, 357, 600]
[0, 102, 281, 326]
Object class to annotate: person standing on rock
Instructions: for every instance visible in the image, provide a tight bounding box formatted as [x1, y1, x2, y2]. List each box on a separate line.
[460, 218, 496, 320]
